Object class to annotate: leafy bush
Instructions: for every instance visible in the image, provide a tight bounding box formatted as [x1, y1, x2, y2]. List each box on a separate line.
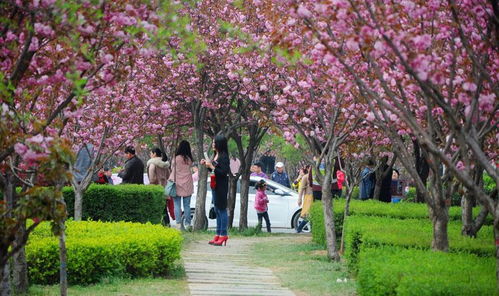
[343, 216, 493, 271]
[26, 221, 182, 285]
[357, 246, 495, 296]
[310, 199, 493, 246]
[63, 184, 165, 224]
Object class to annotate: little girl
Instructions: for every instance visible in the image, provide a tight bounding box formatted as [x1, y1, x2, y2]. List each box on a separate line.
[254, 179, 271, 233]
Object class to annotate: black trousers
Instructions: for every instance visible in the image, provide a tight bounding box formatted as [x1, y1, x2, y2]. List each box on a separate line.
[257, 212, 271, 232]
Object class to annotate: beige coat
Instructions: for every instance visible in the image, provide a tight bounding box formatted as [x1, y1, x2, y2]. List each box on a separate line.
[147, 157, 170, 186]
[298, 174, 313, 217]
[168, 155, 194, 197]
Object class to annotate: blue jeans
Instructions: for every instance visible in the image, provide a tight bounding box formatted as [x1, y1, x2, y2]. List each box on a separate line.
[215, 207, 228, 236]
[212, 190, 228, 236]
[173, 195, 191, 225]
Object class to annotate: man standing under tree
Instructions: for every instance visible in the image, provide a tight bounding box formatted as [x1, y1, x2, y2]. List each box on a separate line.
[118, 146, 145, 184]
[271, 162, 291, 188]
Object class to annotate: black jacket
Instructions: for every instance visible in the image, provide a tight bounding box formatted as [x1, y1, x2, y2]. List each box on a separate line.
[119, 156, 144, 184]
[211, 152, 230, 209]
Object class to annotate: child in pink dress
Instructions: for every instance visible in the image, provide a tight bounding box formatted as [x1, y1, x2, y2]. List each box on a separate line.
[254, 179, 271, 233]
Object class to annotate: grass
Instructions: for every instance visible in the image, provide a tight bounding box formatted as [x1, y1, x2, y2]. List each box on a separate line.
[251, 235, 357, 296]
[29, 275, 188, 296]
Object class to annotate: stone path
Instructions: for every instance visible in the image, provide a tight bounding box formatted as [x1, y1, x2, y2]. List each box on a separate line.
[183, 237, 296, 296]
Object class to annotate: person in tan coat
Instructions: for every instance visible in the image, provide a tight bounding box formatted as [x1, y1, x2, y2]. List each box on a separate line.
[296, 165, 313, 233]
[168, 141, 194, 230]
[147, 147, 174, 225]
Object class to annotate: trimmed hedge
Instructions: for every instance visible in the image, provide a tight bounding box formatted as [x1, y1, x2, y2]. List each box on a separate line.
[63, 184, 165, 224]
[310, 199, 493, 245]
[26, 221, 182, 285]
[344, 216, 493, 271]
[357, 246, 495, 296]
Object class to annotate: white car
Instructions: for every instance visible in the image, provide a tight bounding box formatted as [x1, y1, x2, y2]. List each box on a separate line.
[186, 176, 310, 232]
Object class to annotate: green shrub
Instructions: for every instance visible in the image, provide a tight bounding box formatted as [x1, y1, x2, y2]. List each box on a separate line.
[344, 216, 493, 271]
[357, 246, 495, 296]
[310, 199, 493, 246]
[26, 221, 182, 285]
[63, 184, 165, 224]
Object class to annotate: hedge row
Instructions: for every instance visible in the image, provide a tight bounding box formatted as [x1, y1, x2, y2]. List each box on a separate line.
[310, 200, 493, 246]
[357, 246, 495, 296]
[343, 215, 493, 271]
[63, 184, 165, 224]
[26, 221, 182, 285]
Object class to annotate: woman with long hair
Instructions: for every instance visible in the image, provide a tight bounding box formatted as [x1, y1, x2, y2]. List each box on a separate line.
[201, 134, 230, 246]
[147, 147, 174, 226]
[168, 140, 194, 230]
[296, 165, 313, 233]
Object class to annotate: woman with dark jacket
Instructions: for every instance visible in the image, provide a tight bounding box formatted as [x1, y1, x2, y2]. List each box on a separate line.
[201, 134, 230, 246]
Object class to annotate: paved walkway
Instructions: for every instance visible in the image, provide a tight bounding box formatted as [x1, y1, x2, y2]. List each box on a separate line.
[183, 237, 296, 296]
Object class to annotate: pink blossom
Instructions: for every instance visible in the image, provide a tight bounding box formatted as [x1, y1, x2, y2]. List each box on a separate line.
[462, 82, 477, 92]
[297, 5, 312, 18]
[297, 81, 311, 88]
[34, 23, 54, 37]
[479, 94, 495, 112]
[412, 34, 431, 50]
[14, 143, 28, 155]
[28, 37, 39, 51]
[27, 134, 45, 144]
[366, 112, 375, 121]
[102, 54, 114, 64]
[41, 0, 56, 7]
[346, 38, 359, 51]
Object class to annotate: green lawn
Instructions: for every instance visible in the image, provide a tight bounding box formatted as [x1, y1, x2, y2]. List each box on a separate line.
[251, 235, 357, 296]
[29, 275, 188, 296]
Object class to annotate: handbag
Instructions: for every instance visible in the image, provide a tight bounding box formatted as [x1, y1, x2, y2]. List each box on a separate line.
[209, 206, 217, 219]
[210, 174, 216, 189]
[165, 180, 176, 197]
[164, 159, 177, 197]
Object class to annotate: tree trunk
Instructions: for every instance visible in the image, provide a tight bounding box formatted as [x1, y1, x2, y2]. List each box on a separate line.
[0, 263, 9, 296]
[494, 211, 499, 294]
[413, 139, 429, 203]
[12, 226, 28, 295]
[429, 204, 449, 251]
[238, 172, 250, 230]
[321, 167, 340, 261]
[74, 186, 83, 221]
[470, 205, 489, 237]
[461, 191, 474, 236]
[339, 185, 355, 255]
[59, 221, 68, 296]
[428, 167, 450, 252]
[193, 125, 208, 231]
[227, 175, 238, 229]
[373, 157, 388, 200]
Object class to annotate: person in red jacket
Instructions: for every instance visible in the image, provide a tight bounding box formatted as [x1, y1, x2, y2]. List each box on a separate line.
[332, 159, 345, 197]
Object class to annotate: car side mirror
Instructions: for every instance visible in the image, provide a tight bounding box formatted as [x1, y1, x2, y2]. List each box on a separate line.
[274, 189, 288, 196]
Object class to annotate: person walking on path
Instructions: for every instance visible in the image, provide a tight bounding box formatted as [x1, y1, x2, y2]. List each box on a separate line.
[296, 165, 313, 233]
[250, 162, 268, 178]
[202, 134, 230, 246]
[118, 146, 144, 184]
[147, 147, 174, 225]
[169, 141, 194, 230]
[271, 162, 291, 188]
[254, 179, 271, 233]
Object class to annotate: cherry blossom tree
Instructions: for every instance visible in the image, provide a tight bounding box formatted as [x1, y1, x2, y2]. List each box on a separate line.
[0, 0, 194, 293]
[270, 0, 497, 285]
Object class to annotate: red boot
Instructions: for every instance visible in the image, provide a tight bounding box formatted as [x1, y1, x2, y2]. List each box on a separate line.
[213, 236, 229, 246]
[208, 235, 220, 245]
